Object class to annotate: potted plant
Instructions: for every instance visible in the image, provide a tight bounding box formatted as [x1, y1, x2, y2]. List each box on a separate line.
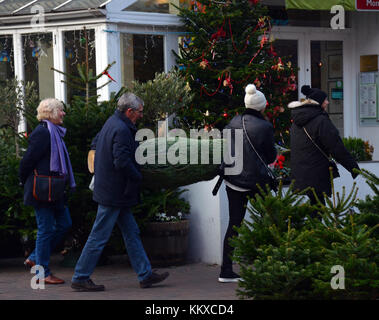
[342, 137, 374, 162]
[134, 188, 191, 267]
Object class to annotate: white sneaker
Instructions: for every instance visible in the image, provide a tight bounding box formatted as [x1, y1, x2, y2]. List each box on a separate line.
[218, 271, 242, 283]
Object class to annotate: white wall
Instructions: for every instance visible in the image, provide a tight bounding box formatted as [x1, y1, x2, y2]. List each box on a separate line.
[180, 177, 224, 265]
[352, 12, 379, 160]
[184, 162, 379, 265]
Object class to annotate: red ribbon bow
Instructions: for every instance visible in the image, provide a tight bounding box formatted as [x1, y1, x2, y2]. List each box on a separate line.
[102, 70, 116, 82]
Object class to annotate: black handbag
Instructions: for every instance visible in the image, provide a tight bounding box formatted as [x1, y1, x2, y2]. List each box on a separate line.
[242, 116, 278, 192]
[303, 127, 340, 179]
[33, 169, 66, 202]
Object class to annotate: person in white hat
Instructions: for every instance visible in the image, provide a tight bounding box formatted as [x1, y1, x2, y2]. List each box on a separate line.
[218, 84, 277, 283]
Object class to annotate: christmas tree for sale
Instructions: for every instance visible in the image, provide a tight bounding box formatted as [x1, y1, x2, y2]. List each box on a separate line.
[52, 27, 116, 107]
[174, 0, 297, 145]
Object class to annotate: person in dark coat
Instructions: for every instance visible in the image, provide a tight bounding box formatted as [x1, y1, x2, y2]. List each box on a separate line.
[219, 84, 277, 283]
[71, 93, 169, 292]
[19, 98, 75, 284]
[288, 85, 359, 215]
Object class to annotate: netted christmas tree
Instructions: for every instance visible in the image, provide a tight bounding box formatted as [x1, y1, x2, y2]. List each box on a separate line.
[233, 170, 379, 300]
[174, 0, 297, 145]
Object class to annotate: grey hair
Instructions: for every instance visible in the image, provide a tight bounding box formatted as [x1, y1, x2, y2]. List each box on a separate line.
[117, 92, 144, 113]
[36, 98, 64, 121]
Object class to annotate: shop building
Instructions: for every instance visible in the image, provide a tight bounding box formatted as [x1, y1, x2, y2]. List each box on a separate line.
[1, 0, 379, 265]
[1, 0, 378, 159]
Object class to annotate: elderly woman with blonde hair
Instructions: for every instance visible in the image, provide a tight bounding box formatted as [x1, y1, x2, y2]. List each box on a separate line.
[19, 98, 75, 284]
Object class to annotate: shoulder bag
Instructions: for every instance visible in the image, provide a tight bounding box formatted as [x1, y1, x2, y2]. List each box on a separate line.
[303, 127, 340, 179]
[242, 116, 278, 192]
[33, 169, 66, 202]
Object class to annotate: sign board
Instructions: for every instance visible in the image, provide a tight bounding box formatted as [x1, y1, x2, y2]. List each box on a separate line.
[331, 88, 343, 100]
[359, 72, 379, 127]
[360, 55, 378, 72]
[356, 0, 379, 11]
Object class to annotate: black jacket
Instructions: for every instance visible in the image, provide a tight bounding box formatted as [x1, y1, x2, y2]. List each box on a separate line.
[19, 122, 66, 207]
[289, 100, 359, 196]
[92, 110, 142, 208]
[223, 109, 277, 190]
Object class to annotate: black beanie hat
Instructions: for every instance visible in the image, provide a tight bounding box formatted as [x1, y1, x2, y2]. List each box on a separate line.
[301, 85, 327, 105]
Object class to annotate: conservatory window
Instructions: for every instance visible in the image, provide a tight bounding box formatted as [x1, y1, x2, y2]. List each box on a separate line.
[22, 33, 55, 100]
[64, 29, 96, 104]
[0, 35, 14, 83]
[120, 33, 164, 88]
[123, 0, 191, 14]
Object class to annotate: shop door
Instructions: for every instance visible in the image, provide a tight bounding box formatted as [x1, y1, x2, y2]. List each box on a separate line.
[310, 41, 344, 136]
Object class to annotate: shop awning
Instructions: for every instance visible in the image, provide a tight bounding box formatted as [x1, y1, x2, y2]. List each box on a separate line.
[285, 0, 356, 11]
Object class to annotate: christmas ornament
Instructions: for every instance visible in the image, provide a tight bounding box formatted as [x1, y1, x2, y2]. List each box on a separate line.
[199, 59, 208, 69]
[65, 48, 74, 59]
[32, 47, 40, 58]
[0, 50, 10, 62]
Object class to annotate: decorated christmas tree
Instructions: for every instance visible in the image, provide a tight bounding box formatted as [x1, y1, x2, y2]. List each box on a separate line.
[174, 0, 297, 145]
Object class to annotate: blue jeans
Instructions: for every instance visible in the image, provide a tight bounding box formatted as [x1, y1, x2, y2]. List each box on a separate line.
[31, 205, 72, 278]
[72, 205, 152, 283]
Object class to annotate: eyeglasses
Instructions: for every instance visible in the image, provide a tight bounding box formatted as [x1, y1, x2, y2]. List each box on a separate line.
[133, 109, 143, 114]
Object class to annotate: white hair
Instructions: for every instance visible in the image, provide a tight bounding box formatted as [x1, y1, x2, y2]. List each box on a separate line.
[36, 98, 64, 121]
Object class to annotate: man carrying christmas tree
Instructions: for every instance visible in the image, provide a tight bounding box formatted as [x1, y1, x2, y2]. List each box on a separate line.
[71, 93, 169, 291]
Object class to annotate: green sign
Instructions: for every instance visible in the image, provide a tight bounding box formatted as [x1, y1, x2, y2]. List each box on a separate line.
[285, 0, 356, 11]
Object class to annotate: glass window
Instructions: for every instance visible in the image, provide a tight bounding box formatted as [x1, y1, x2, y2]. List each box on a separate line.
[120, 33, 164, 87]
[311, 41, 344, 135]
[123, 0, 191, 14]
[0, 35, 14, 83]
[22, 33, 54, 100]
[64, 29, 96, 104]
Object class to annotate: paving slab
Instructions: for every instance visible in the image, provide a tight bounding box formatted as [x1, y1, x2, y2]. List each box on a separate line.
[0, 255, 240, 300]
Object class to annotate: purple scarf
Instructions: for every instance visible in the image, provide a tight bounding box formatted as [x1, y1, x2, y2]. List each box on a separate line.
[43, 120, 76, 188]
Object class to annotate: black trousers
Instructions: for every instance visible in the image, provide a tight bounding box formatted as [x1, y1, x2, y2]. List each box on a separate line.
[222, 186, 258, 272]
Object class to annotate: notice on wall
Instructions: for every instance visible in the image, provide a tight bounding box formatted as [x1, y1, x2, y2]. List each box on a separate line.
[361, 72, 375, 84]
[359, 84, 377, 119]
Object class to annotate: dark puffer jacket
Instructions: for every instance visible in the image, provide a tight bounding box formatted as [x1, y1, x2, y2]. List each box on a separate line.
[289, 100, 359, 196]
[223, 109, 277, 190]
[93, 110, 142, 208]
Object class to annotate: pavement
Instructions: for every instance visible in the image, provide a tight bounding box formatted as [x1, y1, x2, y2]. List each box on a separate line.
[0, 254, 240, 300]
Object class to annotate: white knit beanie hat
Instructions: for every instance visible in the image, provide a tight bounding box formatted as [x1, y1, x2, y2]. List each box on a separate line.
[244, 84, 267, 111]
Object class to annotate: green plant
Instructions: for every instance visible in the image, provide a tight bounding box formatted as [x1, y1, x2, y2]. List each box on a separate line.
[174, 0, 297, 147]
[0, 128, 36, 257]
[354, 169, 379, 238]
[342, 137, 374, 162]
[0, 79, 39, 257]
[127, 70, 194, 132]
[233, 171, 379, 300]
[0, 79, 39, 156]
[232, 181, 315, 265]
[133, 188, 190, 228]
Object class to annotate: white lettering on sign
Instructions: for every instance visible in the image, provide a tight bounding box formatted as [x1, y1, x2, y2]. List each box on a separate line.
[367, 0, 379, 7]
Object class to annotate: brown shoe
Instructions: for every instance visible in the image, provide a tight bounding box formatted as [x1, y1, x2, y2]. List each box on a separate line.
[37, 274, 65, 285]
[24, 259, 36, 269]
